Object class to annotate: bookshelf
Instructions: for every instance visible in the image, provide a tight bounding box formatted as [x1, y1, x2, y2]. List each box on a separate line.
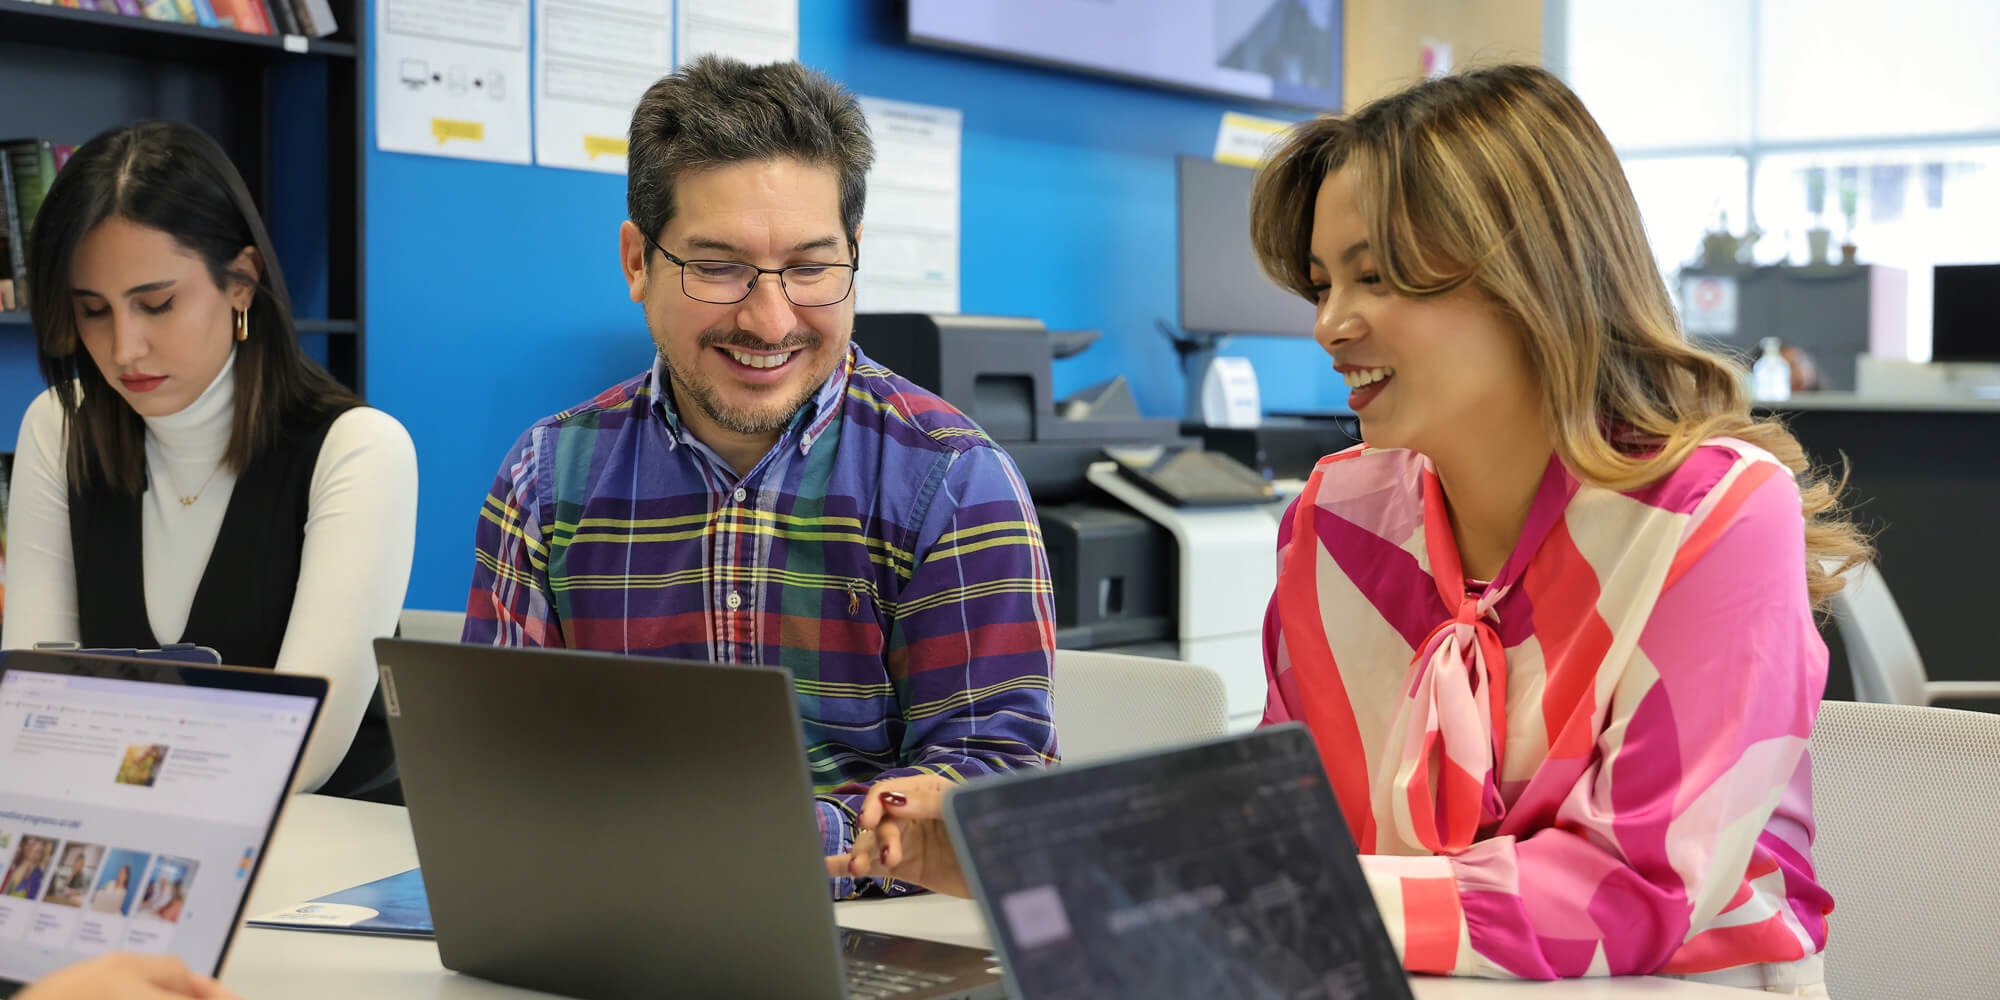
[0, 0, 366, 394]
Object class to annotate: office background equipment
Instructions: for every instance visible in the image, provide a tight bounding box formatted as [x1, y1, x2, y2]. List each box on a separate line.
[1105, 445, 1276, 508]
[947, 725, 1413, 1000]
[907, 0, 1344, 110]
[1177, 157, 1317, 339]
[1186, 415, 1360, 481]
[1930, 262, 2000, 364]
[1676, 264, 1908, 391]
[853, 313, 1191, 499]
[1758, 397, 2000, 715]
[1174, 156, 1323, 424]
[854, 312, 1278, 727]
[1809, 701, 2000, 998]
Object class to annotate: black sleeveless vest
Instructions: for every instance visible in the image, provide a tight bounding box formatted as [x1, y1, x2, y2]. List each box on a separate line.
[69, 404, 398, 801]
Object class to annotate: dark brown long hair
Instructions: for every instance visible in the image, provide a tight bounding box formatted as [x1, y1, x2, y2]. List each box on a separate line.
[28, 120, 360, 495]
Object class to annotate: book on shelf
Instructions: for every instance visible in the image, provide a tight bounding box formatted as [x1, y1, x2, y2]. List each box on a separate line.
[212, 0, 271, 33]
[263, 0, 297, 36]
[0, 159, 15, 312]
[0, 139, 59, 313]
[139, 0, 183, 22]
[174, 0, 221, 26]
[287, 0, 335, 36]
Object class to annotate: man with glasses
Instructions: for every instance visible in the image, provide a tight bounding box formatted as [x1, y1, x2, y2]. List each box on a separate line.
[461, 57, 1057, 897]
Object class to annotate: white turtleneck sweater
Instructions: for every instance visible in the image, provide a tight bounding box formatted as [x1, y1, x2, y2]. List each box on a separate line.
[3, 357, 418, 792]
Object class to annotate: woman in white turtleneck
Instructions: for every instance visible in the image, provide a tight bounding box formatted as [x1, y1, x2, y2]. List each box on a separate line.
[1, 121, 416, 796]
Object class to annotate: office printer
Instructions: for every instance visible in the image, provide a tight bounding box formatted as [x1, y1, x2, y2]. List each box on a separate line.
[854, 313, 1284, 730]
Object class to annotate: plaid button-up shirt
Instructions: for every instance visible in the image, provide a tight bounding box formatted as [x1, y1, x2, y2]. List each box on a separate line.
[463, 345, 1059, 896]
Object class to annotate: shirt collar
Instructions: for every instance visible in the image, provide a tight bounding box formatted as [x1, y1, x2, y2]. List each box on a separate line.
[646, 345, 854, 459]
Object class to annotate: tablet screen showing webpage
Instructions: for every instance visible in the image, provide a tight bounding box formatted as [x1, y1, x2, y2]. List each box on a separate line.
[0, 670, 314, 983]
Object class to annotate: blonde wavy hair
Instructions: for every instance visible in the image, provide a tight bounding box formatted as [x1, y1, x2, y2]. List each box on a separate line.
[1249, 64, 1868, 610]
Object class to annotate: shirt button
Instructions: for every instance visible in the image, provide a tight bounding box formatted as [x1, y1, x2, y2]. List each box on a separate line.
[733, 487, 747, 503]
[725, 591, 743, 611]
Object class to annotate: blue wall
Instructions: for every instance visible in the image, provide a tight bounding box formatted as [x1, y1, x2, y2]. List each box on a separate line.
[0, 2, 1348, 613]
[368, 4, 1347, 613]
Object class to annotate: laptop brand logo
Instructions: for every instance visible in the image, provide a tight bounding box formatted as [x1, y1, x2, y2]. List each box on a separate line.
[379, 664, 402, 717]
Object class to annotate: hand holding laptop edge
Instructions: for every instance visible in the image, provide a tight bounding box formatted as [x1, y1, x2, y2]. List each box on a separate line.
[826, 775, 971, 898]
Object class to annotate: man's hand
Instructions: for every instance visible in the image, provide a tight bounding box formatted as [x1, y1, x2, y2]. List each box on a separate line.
[824, 774, 971, 898]
[17, 953, 239, 1000]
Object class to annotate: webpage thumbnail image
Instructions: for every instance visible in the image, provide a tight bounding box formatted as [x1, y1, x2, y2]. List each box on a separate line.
[0, 827, 194, 956]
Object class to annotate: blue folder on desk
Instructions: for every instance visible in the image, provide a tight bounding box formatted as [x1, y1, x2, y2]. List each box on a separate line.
[246, 868, 434, 938]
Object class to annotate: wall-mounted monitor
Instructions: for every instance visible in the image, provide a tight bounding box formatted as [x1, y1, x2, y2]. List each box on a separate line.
[1178, 156, 1316, 337]
[1932, 263, 2000, 364]
[908, 0, 1343, 111]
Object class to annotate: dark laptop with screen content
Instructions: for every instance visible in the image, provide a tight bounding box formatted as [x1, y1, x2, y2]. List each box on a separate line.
[946, 724, 1414, 1000]
[373, 638, 1004, 1000]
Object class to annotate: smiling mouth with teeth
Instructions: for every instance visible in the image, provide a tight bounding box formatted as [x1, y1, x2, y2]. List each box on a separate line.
[1342, 366, 1395, 388]
[725, 349, 796, 370]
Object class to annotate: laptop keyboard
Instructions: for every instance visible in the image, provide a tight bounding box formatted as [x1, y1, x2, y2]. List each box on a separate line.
[845, 959, 957, 998]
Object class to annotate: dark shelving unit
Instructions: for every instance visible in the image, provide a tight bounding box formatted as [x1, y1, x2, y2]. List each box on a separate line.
[0, 0, 366, 394]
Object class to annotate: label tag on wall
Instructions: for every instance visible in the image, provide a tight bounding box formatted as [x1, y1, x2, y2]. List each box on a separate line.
[1213, 112, 1290, 168]
[1680, 274, 1739, 336]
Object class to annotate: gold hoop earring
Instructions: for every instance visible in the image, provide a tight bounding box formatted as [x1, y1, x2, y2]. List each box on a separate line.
[234, 309, 249, 342]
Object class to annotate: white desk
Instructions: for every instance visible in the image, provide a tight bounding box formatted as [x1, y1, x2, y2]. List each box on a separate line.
[222, 795, 1741, 999]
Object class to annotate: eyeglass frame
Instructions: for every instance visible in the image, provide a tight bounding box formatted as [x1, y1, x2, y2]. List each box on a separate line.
[640, 230, 860, 308]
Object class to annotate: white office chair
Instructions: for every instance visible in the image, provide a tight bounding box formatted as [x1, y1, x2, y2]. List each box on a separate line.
[1810, 700, 2000, 998]
[1825, 560, 2000, 706]
[1052, 650, 1231, 765]
[398, 609, 468, 644]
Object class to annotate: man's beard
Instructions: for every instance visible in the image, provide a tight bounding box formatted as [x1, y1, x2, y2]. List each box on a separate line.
[658, 326, 833, 435]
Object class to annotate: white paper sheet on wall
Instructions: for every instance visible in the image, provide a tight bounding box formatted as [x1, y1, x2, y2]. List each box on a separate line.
[674, 0, 797, 68]
[854, 97, 962, 316]
[374, 0, 533, 163]
[533, 0, 673, 173]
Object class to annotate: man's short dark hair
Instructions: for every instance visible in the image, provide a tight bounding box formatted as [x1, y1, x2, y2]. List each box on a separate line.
[628, 56, 873, 247]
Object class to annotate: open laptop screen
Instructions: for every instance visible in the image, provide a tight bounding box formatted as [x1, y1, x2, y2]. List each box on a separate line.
[0, 663, 318, 984]
[949, 725, 1412, 1000]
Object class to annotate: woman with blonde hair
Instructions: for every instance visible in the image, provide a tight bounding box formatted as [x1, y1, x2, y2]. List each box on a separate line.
[832, 65, 1863, 996]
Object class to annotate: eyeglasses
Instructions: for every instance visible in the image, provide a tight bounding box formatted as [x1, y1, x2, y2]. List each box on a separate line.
[642, 232, 859, 308]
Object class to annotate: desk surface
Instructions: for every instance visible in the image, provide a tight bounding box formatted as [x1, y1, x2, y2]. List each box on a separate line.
[1764, 391, 2000, 412]
[221, 795, 1740, 999]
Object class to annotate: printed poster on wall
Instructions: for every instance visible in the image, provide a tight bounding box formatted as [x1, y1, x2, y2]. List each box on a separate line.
[374, 0, 533, 163]
[852, 97, 961, 315]
[674, 0, 797, 68]
[534, 0, 674, 173]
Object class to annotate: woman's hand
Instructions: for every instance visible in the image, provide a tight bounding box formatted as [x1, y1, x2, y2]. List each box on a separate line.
[824, 774, 972, 898]
[17, 953, 239, 1000]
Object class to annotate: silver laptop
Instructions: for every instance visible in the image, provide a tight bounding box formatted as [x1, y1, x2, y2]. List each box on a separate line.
[373, 638, 1005, 1000]
[946, 724, 1415, 1000]
[0, 651, 327, 997]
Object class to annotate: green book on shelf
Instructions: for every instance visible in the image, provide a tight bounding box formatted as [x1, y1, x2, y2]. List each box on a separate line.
[2, 138, 57, 242]
[0, 145, 36, 313]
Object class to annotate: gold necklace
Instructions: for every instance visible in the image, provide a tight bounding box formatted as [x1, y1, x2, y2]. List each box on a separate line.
[155, 461, 225, 508]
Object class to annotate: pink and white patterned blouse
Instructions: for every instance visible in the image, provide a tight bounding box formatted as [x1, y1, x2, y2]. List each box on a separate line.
[1263, 439, 1833, 979]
